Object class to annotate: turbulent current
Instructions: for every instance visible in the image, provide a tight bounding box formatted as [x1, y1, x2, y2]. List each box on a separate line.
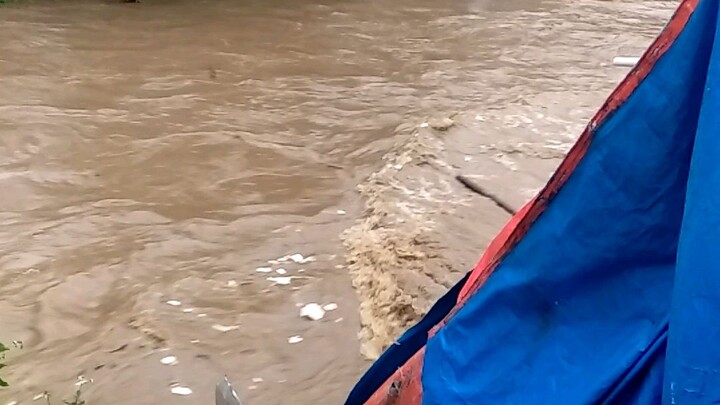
[0, 0, 674, 403]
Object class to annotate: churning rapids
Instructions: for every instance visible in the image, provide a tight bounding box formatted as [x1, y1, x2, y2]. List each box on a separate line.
[0, 0, 673, 403]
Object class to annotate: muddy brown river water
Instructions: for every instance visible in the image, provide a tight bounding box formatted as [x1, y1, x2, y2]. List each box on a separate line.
[0, 0, 674, 403]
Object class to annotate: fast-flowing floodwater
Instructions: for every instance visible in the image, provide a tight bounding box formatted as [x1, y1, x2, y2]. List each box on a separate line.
[0, 0, 674, 403]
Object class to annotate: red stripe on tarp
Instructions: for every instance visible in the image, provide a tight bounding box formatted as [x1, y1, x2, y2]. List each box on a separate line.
[360, 1, 700, 403]
[457, 197, 536, 301]
[364, 349, 424, 405]
[454, 0, 699, 309]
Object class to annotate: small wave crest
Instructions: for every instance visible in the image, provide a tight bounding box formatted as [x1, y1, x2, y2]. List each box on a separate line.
[341, 119, 469, 359]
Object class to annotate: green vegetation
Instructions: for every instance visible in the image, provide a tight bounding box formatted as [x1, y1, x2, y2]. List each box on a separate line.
[1, 342, 88, 404]
[39, 381, 88, 405]
[0, 342, 8, 387]
[63, 377, 90, 405]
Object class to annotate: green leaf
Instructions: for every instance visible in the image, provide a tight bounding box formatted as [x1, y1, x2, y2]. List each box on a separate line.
[0, 363, 6, 369]
[0, 343, 8, 353]
[0, 378, 8, 387]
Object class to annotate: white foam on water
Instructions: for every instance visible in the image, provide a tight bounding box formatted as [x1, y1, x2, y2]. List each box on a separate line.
[268, 276, 292, 285]
[212, 324, 240, 332]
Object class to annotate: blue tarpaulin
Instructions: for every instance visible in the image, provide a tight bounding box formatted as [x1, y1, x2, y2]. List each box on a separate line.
[347, 0, 720, 403]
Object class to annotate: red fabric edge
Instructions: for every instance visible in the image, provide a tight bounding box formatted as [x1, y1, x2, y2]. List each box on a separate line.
[452, 0, 699, 316]
[364, 349, 425, 405]
[362, 1, 699, 403]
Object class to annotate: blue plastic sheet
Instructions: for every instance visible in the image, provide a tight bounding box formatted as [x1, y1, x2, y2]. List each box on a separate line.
[423, 0, 720, 403]
[347, 0, 720, 403]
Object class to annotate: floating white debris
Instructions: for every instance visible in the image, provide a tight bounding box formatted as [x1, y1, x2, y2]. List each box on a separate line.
[475, 114, 485, 121]
[160, 356, 178, 365]
[252, 377, 264, 383]
[419, 122, 429, 128]
[197, 313, 207, 318]
[7, 401, 18, 405]
[227, 280, 239, 287]
[288, 336, 303, 344]
[287, 253, 315, 263]
[323, 303, 338, 311]
[256, 267, 273, 273]
[33, 393, 46, 401]
[267, 276, 292, 285]
[276, 268, 287, 275]
[182, 308, 194, 313]
[212, 324, 240, 333]
[300, 303, 325, 321]
[190, 339, 200, 344]
[613, 56, 640, 67]
[336, 209, 347, 215]
[464, 156, 473, 162]
[248, 385, 258, 390]
[75, 375, 92, 387]
[268, 260, 280, 265]
[171, 386, 193, 396]
[288, 254, 304, 262]
[334, 317, 344, 323]
[166, 300, 181, 306]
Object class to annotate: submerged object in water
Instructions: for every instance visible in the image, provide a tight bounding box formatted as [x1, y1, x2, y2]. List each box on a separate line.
[216, 376, 242, 405]
[347, 0, 720, 403]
